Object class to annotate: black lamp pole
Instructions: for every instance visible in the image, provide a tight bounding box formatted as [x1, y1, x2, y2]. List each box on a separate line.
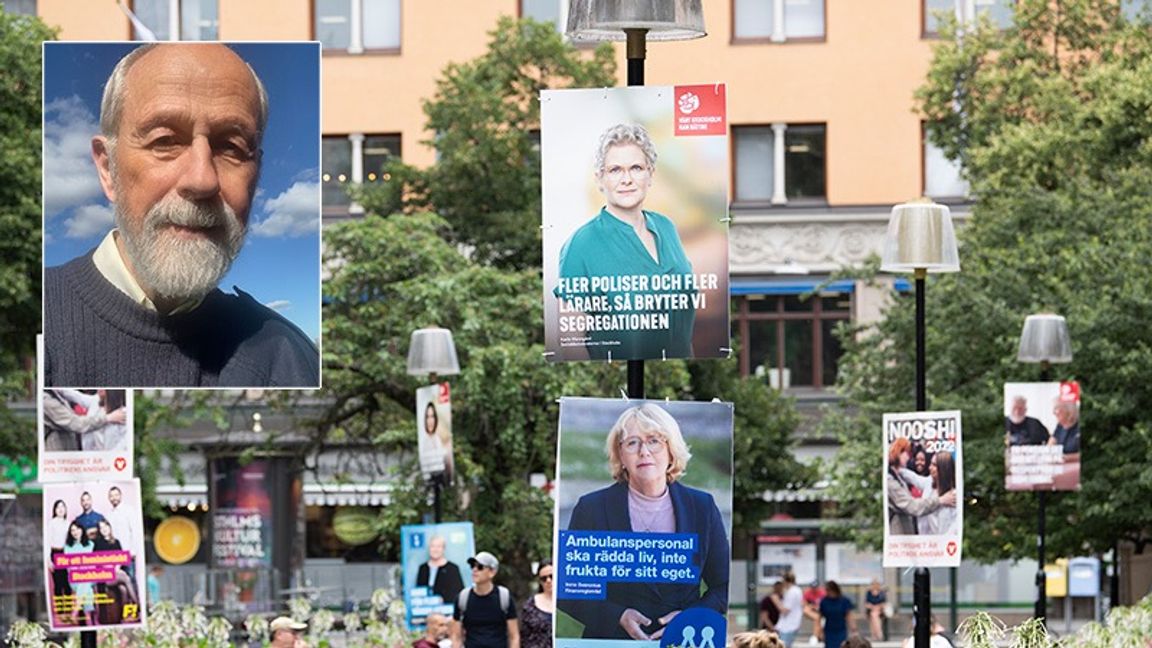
[1035, 362, 1052, 626]
[625, 27, 647, 400]
[913, 268, 931, 648]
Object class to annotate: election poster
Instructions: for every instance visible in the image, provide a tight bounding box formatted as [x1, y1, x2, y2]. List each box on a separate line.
[1004, 381, 1081, 491]
[36, 336, 134, 481]
[400, 521, 475, 629]
[882, 411, 963, 568]
[416, 382, 454, 483]
[42, 479, 147, 632]
[38, 388, 133, 481]
[554, 398, 733, 647]
[541, 85, 730, 363]
[210, 457, 274, 570]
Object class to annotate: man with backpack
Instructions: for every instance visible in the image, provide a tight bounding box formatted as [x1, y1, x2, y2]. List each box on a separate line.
[452, 551, 519, 648]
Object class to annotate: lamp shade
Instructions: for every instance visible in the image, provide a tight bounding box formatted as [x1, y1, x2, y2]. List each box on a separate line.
[880, 201, 961, 273]
[1017, 314, 1073, 364]
[406, 327, 460, 376]
[566, 0, 706, 41]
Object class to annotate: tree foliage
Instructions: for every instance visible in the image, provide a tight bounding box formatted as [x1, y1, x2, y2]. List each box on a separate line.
[830, 0, 1152, 559]
[321, 18, 812, 594]
[359, 16, 616, 269]
[319, 211, 811, 596]
[0, 10, 55, 457]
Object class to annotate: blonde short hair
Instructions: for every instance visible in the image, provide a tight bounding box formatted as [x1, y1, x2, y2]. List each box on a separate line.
[732, 630, 786, 648]
[605, 403, 692, 484]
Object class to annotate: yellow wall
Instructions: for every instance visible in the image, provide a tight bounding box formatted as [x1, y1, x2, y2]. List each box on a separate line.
[39, 0, 939, 205]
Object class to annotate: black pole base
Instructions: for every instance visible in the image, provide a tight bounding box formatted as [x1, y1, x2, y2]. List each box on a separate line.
[914, 568, 931, 648]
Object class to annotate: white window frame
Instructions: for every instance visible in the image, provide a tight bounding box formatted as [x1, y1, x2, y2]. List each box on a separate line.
[733, 122, 827, 206]
[923, 129, 970, 201]
[520, 0, 570, 33]
[733, 0, 826, 43]
[131, 0, 218, 41]
[316, 0, 401, 55]
[925, 0, 1015, 35]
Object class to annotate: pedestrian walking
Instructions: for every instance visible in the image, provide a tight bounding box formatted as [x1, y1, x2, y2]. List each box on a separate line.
[452, 551, 519, 648]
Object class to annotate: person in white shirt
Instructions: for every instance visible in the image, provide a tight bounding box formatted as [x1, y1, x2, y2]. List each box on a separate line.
[104, 485, 138, 559]
[774, 572, 805, 648]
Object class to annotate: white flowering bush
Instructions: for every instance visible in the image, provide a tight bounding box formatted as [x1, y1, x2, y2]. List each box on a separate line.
[3, 588, 423, 648]
[243, 614, 268, 644]
[341, 612, 361, 633]
[957, 594, 1152, 648]
[3, 620, 61, 648]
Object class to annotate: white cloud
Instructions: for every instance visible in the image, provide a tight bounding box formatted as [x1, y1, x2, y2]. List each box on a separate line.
[44, 96, 106, 219]
[264, 300, 291, 312]
[251, 181, 319, 238]
[63, 204, 114, 239]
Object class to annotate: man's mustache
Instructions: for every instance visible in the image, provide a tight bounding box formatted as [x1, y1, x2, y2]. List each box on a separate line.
[145, 197, 239, 234]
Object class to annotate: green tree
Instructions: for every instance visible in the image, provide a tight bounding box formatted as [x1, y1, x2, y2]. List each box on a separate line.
[317, 16, 810, 597]
[0, 10, 55, 457]
[830, 0, 1152, 560]
[321, 211, 812, 596]
[360, 16, 616, 269]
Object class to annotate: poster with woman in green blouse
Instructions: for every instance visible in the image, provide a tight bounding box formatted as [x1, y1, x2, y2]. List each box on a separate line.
[542, 85, 730, 362]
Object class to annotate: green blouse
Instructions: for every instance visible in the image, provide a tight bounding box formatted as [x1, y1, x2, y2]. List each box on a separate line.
[555, 207, 696, 360]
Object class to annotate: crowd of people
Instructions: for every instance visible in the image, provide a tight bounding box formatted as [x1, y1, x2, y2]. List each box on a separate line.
[886, 437, 959, 536]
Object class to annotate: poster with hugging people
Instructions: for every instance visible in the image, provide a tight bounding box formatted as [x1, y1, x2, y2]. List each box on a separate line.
[882, 410, 963, 568]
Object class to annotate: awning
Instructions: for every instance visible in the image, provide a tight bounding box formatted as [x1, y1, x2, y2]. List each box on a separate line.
[731, 277, 911, 295]
[156, 483, 392, 509]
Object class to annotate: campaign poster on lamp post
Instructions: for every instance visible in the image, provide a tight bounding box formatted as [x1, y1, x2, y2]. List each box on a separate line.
[36, 336, 134, 481]
[554, 397, 733, 647]
[1004, 381, 1081, 491]
[416, 382, 454, 483]
[541, 85, 730, 363]
[882, 411, 963, 568]
[401, 521, 475, 629]
[42, 479, 147, 632]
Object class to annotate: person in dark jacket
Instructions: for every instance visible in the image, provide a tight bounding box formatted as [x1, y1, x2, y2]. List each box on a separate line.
[559, 403, 729, 641]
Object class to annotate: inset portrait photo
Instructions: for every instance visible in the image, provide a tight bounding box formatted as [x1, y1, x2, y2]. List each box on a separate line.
[42, 42, 321, 388]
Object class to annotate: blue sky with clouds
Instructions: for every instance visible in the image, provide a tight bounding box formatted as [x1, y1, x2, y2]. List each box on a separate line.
[42, 42, 321, 342]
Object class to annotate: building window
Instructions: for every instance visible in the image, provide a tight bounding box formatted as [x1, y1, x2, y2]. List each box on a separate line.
[322, 134, 401, 214]
[924, 0, 1014, 36]
[733, 124, 826, 206]
[1122, 0, 1151, 20]
[923, 124, 969, 200]
[521, 0, 564, 31]
[131, 0, 218, 40]
[1, 0, 36, 15]
[733, 0, 825, 42]
[315, 0, 401, 54]
[732, 292, 851, 389]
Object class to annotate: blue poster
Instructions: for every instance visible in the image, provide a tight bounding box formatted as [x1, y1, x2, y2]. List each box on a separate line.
[401, 521, 475, 629]
[555, 398, 733, 647]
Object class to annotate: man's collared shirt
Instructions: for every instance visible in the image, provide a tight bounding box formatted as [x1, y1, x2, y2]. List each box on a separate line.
[92, 230, 200, 315]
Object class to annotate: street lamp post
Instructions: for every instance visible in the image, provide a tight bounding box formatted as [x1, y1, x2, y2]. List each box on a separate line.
[407, 327, 461, 523]
[566, 0, 705, 399]
[1016, 313, 1073, 628]
[881, 199, 960, 648]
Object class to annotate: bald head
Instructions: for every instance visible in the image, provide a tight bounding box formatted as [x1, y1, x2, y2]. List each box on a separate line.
[100, 44, 268, 145]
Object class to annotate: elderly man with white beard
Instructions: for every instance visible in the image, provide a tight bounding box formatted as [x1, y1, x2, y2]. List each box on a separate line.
[44, 43, 318, 387]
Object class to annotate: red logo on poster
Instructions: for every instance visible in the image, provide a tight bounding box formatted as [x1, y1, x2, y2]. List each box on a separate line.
[114, 457, 127, 471]
[1059, 381, 1080, 402]
[674, 84, 726, 136]
[946, 541, 957, 556]
[438, 382, 451, 404]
